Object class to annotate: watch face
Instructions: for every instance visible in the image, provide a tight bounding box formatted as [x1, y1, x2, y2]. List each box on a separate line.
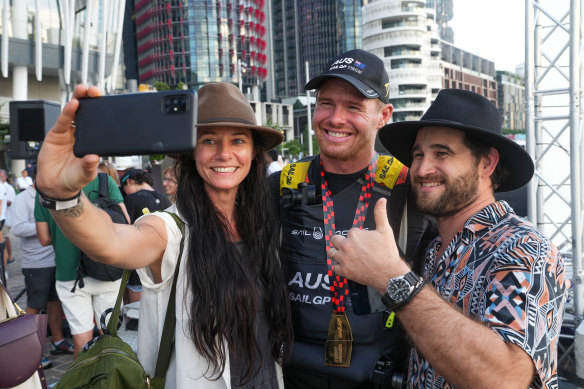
[388, 278, 411, 303]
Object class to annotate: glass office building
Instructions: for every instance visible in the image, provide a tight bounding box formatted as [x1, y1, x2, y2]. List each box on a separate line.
[271, 0, 367, 100]
[134, 0, 268, 89]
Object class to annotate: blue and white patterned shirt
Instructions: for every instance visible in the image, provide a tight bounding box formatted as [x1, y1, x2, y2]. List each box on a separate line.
[407, 201, 567, 389]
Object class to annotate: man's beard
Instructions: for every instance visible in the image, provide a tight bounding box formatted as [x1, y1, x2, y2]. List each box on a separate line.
[413, 165, 480, 218]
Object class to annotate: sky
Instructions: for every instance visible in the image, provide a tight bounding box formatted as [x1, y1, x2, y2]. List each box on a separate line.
[449, 0, 525, 73]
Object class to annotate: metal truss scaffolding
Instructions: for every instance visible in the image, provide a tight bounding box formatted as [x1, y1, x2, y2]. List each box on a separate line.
[526, 0, 582, 313]
[525, 0, 583, 379]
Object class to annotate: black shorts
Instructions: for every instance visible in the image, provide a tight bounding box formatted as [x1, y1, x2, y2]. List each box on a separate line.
[0, 219, 5, 229]
[22, 267, 59, 309]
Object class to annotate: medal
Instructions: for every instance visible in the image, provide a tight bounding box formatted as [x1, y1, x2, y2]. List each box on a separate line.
[324, 311, 353, 367]
[321, 154, 377, 367]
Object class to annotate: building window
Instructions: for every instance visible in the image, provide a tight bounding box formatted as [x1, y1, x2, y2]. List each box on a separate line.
[391, 58, 422, 69]
[384, 45, 420, 57]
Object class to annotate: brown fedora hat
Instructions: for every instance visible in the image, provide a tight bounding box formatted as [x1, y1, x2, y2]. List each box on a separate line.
[197, 82, 283, 150]
[379, 89, 534, 192]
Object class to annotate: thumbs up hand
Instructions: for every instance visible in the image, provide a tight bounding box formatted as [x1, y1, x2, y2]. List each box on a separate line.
[330, 198, 411, 294]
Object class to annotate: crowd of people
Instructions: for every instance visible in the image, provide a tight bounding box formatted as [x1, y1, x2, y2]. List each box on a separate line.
[1, 48, 568, 389]
[3, 162, 175, 367]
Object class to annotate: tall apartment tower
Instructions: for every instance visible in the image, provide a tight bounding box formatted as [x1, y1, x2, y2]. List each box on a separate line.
[362, 0, 443, 121]
[425, 0, 453, 42]
[270, 0, 368, 100]
[134, 0, 269, 91]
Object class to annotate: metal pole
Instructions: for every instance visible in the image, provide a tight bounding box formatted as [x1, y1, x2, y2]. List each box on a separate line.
[306, 61, 313, 156]
[525, 0, 537, 224]
[81, 0, 94, 86]
[98, 0, 110, 92]
[109, 0, 126, 93]
[570, 0, 583, 316]
[1, 0, 8, 78]
[34, 0, 42, 81]
[238, 58, 242, 91]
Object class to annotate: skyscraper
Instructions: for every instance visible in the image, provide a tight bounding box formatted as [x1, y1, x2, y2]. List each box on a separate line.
[363, 0, 496, 123]
[270, 0, 368, 100]
[134, 0, 269, 91]
[362, 0, 443, 121]
[425, 0, 453, 42]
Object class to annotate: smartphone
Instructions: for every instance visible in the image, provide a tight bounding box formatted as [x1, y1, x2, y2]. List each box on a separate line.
[73, 90, 197, 157]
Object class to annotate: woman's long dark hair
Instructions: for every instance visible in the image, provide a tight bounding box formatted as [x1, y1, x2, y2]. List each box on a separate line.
[175, 133, 291, 382]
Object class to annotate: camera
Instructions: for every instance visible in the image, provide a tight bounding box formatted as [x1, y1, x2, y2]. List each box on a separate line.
[282, 182, 321, 208]
[163, 95, 188, 114]
[372, 358, 405, 389]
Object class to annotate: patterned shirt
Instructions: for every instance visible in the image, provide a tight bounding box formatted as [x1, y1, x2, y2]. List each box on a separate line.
[407, 201, 567, 389]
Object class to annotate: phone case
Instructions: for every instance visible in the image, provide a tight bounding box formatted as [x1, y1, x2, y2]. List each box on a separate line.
[73, 90, 197, 157]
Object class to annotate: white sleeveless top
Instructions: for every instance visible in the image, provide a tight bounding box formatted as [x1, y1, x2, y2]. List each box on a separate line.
[135, 206, 283, 388]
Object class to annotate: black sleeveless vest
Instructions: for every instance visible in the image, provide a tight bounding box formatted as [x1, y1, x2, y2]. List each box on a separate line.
[279, 155, 415, 383]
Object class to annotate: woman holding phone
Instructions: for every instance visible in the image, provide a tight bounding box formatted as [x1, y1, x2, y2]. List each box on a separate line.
[36, 82, 291, 388]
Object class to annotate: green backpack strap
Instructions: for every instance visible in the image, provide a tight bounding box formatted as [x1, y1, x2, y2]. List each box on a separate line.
[108, 269, 131, 337]
[151, 211, 186, 388]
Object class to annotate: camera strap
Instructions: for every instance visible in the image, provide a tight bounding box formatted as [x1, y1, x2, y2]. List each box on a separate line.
[321, 153, 377, 367]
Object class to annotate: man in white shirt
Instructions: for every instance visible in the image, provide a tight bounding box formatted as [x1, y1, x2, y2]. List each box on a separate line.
[16, 169, 33, 191]
[266, 149, 282, 175]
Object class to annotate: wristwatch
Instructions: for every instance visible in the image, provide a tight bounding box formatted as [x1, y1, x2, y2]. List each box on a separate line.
[381, 271, 424, 312]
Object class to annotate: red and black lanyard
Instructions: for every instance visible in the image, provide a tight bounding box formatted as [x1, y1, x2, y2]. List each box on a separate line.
[320, 154, 377, 313]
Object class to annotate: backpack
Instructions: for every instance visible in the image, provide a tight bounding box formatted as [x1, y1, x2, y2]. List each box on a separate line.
[56, 212, 185, 389]
[71, 173, 126, 292]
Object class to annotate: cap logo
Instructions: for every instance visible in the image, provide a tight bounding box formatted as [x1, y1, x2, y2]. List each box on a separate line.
[329, 57, 357, 71]
[384, 82, 390, 98]
[354, 60, 366, 70]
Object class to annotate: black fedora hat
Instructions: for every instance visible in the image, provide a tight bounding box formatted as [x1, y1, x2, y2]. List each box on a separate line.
[379, 89, 534, 192]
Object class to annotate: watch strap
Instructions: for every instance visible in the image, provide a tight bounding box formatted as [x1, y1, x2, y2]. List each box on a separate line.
[37, 187, 82, 210]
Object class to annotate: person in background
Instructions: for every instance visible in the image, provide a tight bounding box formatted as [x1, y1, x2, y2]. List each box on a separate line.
[26, 162, 35, 177]
[1, 170, 15, 266]
[35, 173, 125, 357]
[266, 149, 282, 175]
[98, 160, 131, 223]
[35, 82, 292, 386]
[98, 160, 120, 185]
[0, 170, 9, 275]
[162, 166, 178, 204]
[12, 173, 73, 368]
[16, 168, 34, 191]
[120, 169, 171, 222]
[120, 168, 171, 303]
[329, 89, 567, 388]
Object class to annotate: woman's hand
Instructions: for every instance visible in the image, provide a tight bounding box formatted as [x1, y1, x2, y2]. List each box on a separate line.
[36, 85, 101, 198]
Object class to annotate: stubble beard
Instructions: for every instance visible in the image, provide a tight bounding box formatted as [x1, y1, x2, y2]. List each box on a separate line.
[413, 166, 480, 218]
[316, 128, 375, 163]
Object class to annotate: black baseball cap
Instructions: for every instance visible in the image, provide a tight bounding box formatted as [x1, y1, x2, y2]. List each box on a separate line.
[305, 49, 390, 104]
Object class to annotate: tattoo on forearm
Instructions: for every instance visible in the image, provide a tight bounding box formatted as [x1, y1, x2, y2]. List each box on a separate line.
[54, 200, 84, 218]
